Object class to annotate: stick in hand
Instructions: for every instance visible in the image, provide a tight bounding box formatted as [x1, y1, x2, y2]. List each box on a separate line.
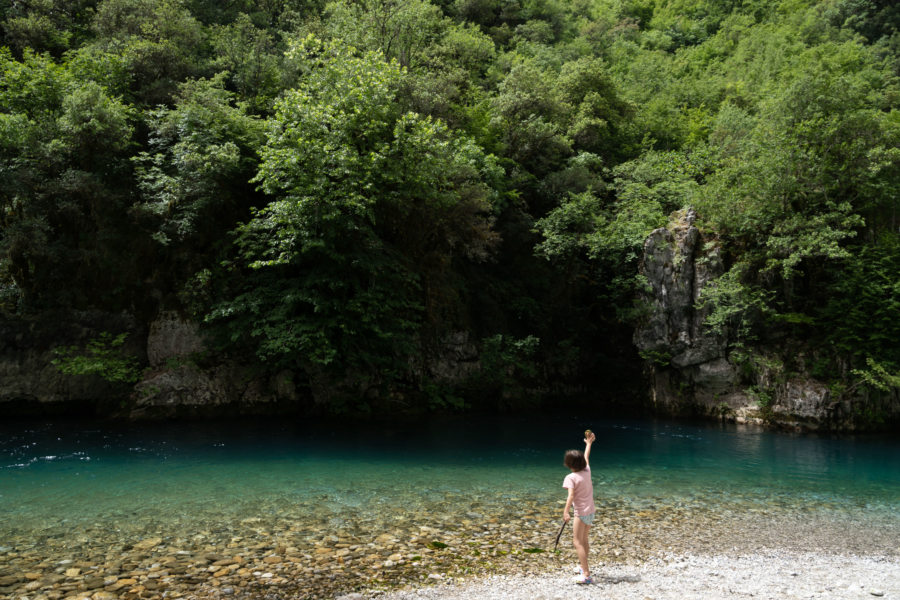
[553, 518, 567, 551]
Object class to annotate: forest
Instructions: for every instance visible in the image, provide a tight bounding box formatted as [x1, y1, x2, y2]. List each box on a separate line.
[1, 0, 898, 416]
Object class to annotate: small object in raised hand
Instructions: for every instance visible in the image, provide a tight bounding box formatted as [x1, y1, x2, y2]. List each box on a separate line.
[584, 429, 593, 438]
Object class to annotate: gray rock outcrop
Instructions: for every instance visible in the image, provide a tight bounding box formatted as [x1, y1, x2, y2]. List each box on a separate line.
[634, 209, 743, 415]
[0, 311, 142, 414]
[132, 311, 303, 418]
[634, 209, 900, 430]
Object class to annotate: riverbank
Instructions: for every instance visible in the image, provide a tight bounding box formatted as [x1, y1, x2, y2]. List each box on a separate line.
[3, 502, 896, 600]
[370, 552, 899, 600]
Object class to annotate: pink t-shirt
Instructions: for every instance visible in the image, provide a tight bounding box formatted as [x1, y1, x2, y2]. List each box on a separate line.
[563, 465, 596, 516]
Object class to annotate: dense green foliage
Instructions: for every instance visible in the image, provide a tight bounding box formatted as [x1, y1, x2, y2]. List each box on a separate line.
[2, 0, 898, 409]
[52, 332, 142, 383]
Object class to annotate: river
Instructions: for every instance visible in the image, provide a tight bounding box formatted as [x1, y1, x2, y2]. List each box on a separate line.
[1, 416, 898, 598]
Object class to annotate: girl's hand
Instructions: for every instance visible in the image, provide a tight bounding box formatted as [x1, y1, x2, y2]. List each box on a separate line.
[584, 431, 596, 444]
[563, 510, 571, 523]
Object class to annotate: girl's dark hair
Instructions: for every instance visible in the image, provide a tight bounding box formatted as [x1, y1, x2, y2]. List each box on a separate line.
[564, 449, 586, 471]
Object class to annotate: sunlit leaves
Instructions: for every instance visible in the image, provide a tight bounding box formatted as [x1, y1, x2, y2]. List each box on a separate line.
[323, 0, 446, 69]
[133, 75, 265, 247]
[212, 38, 501, 377]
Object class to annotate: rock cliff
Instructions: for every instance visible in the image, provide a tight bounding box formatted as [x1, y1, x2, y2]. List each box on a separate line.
[131, 311, 302, 419]
[0, 311, 493, 419]
[0, 311, 142, 415]
[634, 209, 900, 430]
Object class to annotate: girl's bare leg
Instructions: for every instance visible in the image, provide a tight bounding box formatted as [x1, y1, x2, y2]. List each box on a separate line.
[572, 518, 590, 577]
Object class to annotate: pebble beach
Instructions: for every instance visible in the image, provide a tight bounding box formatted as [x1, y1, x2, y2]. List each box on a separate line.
[2, 495, 897, 600]
[371, 553, 900, 600]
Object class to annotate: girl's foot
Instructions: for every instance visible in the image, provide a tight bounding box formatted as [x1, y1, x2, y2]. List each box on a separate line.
[574, 574, 593, 585]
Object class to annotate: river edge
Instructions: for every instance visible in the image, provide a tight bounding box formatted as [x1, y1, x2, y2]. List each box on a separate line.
[3, 506, 898, 600]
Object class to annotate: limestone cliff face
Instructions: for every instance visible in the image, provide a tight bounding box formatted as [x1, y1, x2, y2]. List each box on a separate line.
[634, 210, 900, 430]
[0, 310, 303, 419]
[131, 311, 302, 419]
[633, 209, 742, 417]
[0, 311, 142, 414]
[133, 320, 488, 416]
[0, 308, 494, 418]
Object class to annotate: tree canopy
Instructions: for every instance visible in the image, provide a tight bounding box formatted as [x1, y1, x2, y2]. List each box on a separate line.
[1, 0, 898, 410]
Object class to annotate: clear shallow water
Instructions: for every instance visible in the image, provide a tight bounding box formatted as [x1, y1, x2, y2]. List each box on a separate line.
[1, 416, 898, 534]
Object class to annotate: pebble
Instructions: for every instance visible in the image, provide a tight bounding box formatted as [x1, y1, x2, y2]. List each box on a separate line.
[133, 538, 163, 551]
[1, 494, 897, 600]
[378, 554, 900, 600]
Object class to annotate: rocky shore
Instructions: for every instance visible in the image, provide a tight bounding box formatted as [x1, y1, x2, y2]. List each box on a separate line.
[2, 496, 897, 600]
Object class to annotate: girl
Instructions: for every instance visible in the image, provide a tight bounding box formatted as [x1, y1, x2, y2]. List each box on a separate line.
[562, 429, 596, 584]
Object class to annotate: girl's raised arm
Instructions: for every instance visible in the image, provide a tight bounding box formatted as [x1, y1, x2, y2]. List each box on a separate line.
[583, 430, 595, 467]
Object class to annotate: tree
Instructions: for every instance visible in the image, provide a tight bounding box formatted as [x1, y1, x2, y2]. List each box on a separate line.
[210, 13, 282, 111]
[89, 0, 208, 105]
[1, 0, 98, 57]
[132, 75, 265, 299]
[207, 38, 501, 392]
[0, 48, 137, 311]
[323, 0, 446, 69]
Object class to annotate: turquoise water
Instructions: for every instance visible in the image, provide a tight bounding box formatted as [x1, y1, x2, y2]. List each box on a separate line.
[2, 416, 895, 598]
[2, 416, 898, 533]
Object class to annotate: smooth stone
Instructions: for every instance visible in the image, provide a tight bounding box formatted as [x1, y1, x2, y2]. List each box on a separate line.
[211, 559, 236, 567]
[870, 592, 885, 597]
[64, 568, 81, 577]
[132, 538, 163, 551]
